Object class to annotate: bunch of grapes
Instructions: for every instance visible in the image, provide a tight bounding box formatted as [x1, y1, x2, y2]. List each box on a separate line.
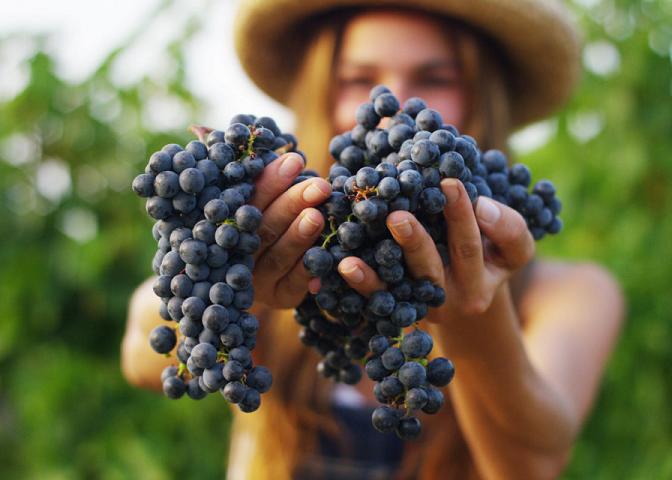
[131, 116, 300, 412]
[296, 85, 562, 439]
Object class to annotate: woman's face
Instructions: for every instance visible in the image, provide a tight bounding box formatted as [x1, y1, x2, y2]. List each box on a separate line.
[333, 10, 466, 133]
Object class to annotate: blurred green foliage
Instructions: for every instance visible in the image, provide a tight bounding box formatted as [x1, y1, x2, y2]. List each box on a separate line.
[0, 0, 670, 478]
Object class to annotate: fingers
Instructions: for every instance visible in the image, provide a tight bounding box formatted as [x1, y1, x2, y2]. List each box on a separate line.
[338, 256, 386, 297]
[386, 211, 444, 286]
[254, 176, 331, 257]
[274, 258, 315, 308]
[441, 178, 485, 291]
[250, 153, 305, 211]
[253, 208, 325, 305]
[474, 197, 535, 270]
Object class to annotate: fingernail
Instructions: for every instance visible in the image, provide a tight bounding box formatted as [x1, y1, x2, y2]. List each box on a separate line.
[390, 219, 412, 238]
[476, 197, 501, 224]
[340, 263, 364, 284]
[278, 154, 303, 178]
[442, 180, 460, 204]
[302, 181, 330, 203]
[298, 212, 321, 236]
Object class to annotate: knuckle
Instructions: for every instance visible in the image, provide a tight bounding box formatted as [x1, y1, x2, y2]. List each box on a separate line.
[258, 250, 291, 274]
[257, 223, 279, 247]
[461, 295, 490, 316]
[287, 186, 310, 215]
[452, 240, 482, 262]
[283, 275, 308, 300]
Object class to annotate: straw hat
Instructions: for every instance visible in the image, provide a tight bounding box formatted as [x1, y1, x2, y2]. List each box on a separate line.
[234, 0, 581, 128]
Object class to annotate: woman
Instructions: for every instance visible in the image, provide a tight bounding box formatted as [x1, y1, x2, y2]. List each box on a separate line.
[122, 1, 625, 478]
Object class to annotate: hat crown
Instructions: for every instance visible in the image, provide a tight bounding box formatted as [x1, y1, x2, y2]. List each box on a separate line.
[234, 0, 581, 128]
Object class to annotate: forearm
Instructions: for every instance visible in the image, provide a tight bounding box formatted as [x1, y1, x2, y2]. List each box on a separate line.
[121, 278, 173, 391]
[430, 285, 576, 479]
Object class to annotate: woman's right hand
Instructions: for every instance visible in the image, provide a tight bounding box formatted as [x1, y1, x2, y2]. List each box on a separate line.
[249, 152, 331, 309]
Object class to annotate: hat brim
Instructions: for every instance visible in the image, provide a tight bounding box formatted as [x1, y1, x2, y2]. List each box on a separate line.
[234, 0, 581, 128]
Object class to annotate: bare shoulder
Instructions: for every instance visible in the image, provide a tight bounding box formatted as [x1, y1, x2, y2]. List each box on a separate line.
[122, 277, 167, 390]
[127, 277, 162, 335]
[520, 259, 625, 330]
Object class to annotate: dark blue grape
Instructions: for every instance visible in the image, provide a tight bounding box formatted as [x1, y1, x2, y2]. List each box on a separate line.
[247, 366, 273, 393]
[208, 142, 235, 169]
[132, 173, 155, 197]
[181, 296, 206, 321]
[203, 365, 227, 390]
[225, 123, 251, 147]
[374, 93, 400, 117]
[187, 378, 208, 400]
[220, 323, 244, 349]
[509, 163, 531, 187]
[222, 380, 246, 403]
[388, 124, 414, 149]
[411, 139, 440, 166]
[179, 239, 208, 265]
[235, 205, 262, 232]
[365, 357, 391, 381]
[223, 161, 246, 184]
[402, 97, 427, 118]
[419, 187, 446, 214]
[422, 387, 445, 414]
[148, 151, 173, 173]
[372, 406, 401, 434]
[405, 388, 428, 410]
[401, 329, 433, 358]
[369, 335, 389, 356]
[225, 264, 252, 291]
[191, 342, 217, 369]
[355, 103, 380, 129]
[239, 388, 261, 413]
[415, 108, 442, 131]
[427, 357, 455, 387]
[369, 84, 392, 101]
[337, 222, 365, 250]
[482, 149, 507, 173]
[398, 169, 423, 196]
[153, 171, 180, 199]
[380, 375, 404, 398]
[398, 362, 426, 389]
[368, 291, 396, 316]
[162, 143, 183, 157]
[329, 134, 352, 161]
[381, 347, 405, 371]
[395, 416, 421, 440]
[339, 145, 365, 172]
[163, 376, 186, 399]
[149, 325, 176, 354]
[170, 274, 193, 298]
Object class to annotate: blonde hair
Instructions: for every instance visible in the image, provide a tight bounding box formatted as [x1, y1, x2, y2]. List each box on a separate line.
[229, 9, 514, 480]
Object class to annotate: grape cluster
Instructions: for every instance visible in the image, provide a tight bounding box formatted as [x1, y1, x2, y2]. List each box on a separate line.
[296, 85, 562, 440]
[132, 116, 300, 411]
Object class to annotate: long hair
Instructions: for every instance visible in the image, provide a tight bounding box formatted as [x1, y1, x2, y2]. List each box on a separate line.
[228, 9, 514, 480]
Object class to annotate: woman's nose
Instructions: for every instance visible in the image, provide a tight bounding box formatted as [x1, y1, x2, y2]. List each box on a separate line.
[380, 77, 412, 107]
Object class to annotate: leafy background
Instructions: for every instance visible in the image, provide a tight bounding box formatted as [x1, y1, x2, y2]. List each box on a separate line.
[0, 0, 670, 478]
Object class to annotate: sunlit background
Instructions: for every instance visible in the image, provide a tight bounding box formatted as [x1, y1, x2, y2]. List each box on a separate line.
[1, 0, 671, 478]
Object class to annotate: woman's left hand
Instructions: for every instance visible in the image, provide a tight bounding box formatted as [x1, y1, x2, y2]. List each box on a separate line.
[336, 178, 536, 324]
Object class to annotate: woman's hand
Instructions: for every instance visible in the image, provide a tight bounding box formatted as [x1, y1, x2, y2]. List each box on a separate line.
[249, 152, 332, 309]
[337, 178, 535, 323]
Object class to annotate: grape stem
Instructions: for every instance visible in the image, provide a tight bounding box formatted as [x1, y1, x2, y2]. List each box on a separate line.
[188, 124, 214, 143]
[321, 217, 338, 249]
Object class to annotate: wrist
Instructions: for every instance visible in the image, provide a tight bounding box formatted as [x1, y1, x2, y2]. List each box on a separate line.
[428, 282, 518, 361]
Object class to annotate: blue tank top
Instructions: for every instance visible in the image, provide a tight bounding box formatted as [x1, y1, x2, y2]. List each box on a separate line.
[294, 402, 406, 479]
